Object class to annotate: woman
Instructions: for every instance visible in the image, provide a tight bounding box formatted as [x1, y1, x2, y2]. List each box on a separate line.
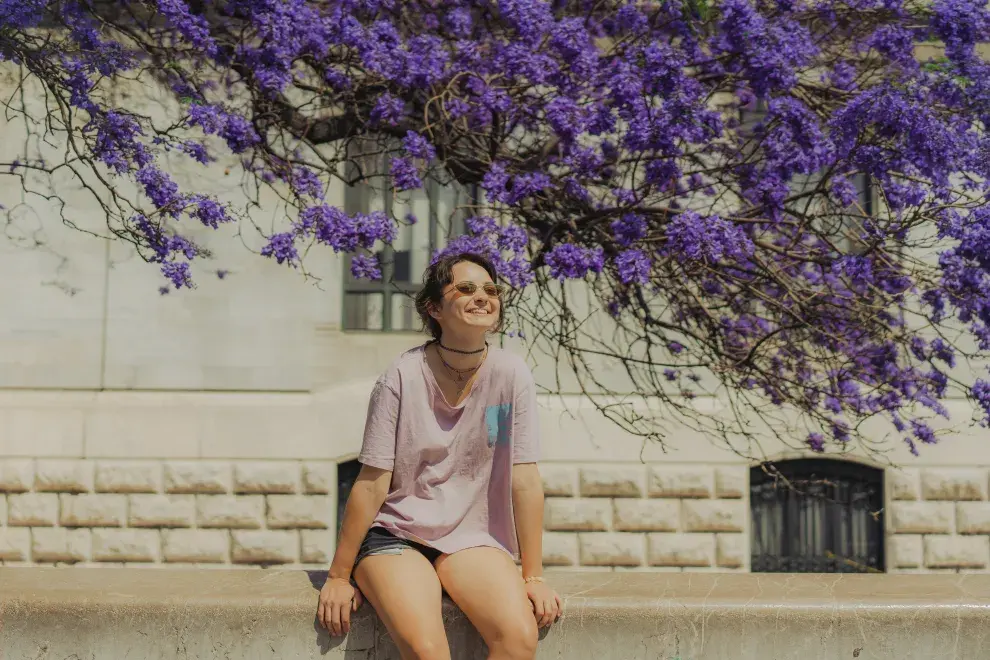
[317, 252, 562, 660]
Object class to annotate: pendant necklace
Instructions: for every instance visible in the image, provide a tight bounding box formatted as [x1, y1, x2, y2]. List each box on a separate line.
[435, 342, 486, 398]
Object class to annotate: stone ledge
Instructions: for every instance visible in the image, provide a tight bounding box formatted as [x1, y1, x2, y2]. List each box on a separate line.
[1, 568, 989, 659]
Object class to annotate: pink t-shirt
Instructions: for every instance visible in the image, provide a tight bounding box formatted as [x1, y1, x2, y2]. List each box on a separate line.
[358, 343, 540, 557]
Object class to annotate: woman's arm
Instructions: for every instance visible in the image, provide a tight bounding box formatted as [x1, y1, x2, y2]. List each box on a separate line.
[512, 462, 561, 627]
[321, 375, 399, 636]
[319, 464, 391, 636]
[511, 462, 545, 580]
[329, 464, 392, 581]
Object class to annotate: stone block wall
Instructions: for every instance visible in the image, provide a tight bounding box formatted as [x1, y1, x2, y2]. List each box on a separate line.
[3, 457, 989, 573]
[0, 459, 338, 567]
[538, 463, 749, 571]
[886, 467, 990, 572]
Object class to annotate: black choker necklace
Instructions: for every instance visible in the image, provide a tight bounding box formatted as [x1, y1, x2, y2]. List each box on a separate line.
[438, 341, 487, 355]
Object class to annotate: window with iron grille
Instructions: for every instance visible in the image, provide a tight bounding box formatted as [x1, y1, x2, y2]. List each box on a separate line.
[342, 141, 473, 331]
[750, 459, 885, 573]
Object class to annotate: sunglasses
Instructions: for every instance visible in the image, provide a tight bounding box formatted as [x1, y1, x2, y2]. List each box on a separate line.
[448, 281, 507, 298]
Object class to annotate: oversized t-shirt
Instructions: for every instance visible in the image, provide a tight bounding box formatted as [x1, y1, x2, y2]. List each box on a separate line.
[357, 343, 540, 558]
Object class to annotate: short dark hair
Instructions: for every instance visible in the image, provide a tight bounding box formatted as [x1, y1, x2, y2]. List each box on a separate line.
[415, 252, 503, 341]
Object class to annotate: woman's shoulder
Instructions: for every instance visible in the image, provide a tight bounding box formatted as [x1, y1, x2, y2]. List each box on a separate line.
[487, 346, 535, 385]
[375, 343, 428, 389]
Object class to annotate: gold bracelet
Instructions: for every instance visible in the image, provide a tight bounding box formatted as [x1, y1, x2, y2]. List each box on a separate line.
[523, 576, 545, 584]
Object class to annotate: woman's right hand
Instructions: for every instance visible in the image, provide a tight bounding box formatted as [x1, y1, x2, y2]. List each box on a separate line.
[317, 576, 364, 636]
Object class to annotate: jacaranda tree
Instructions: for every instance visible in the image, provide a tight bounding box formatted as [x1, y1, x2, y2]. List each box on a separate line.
[2, 0, 990, 458]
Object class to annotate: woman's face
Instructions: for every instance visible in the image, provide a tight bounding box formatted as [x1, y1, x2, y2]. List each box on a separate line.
[431, 260, 502, 336]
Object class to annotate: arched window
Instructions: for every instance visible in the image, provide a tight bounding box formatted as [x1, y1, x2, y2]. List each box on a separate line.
[750, 459, 885, 573]
[336, 459, 363, 537]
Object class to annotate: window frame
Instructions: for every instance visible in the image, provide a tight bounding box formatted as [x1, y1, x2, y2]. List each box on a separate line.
[341, 146, 473, 332]
[750, 459, 886, 573]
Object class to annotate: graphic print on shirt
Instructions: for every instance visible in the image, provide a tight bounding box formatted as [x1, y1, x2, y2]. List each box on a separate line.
[484, 403, 513, 448]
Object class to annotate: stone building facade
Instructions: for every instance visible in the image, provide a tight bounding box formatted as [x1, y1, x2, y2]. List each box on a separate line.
[1, 434, 988, 572]
[0, 73, 988, 574]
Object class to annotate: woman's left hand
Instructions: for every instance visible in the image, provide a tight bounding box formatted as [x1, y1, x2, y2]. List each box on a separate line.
[524, 579, 563, 628]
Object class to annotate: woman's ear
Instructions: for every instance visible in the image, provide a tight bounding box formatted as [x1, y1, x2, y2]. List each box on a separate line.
[426, 299, 442, 321]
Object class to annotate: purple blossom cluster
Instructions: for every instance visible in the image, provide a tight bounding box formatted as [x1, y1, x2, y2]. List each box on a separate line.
[187, 105, 260, 154]
[432, 215, 533, 289]
[6, 0, 990, 448]
[545, 244, 605, 281]
[0, 0, 45, 31]
[664, 212, 755, 263]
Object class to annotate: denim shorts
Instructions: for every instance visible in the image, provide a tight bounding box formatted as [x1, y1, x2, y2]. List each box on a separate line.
[354, 527, 443, 569]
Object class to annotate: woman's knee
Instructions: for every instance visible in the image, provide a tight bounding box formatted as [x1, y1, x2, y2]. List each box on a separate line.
[399, 633, 450, 660]
[486, 615, 538, 659]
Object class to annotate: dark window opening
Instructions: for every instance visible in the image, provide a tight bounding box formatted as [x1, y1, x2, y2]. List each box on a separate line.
[750, 459, 885, 573]
[336, 459, 363, 538]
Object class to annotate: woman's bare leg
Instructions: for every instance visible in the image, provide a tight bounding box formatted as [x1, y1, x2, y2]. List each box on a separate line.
[434, 547, 538, 660]
[353, 550, 450, 660]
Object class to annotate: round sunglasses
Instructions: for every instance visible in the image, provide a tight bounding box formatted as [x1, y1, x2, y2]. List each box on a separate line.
[448, 281, 507, 298]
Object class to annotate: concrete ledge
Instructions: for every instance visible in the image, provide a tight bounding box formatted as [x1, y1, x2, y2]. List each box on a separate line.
[2, 568, 989, 659]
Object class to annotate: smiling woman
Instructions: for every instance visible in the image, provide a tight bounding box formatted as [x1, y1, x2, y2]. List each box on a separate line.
[317, 252, 560, 660]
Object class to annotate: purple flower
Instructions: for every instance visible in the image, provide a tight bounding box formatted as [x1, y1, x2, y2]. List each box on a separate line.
[482, 162, 511, 203]
[161, 261, 193, 289]
[135, 166, 181, 211]
[403, 131, 436, 161]
[974, 379, 990, 426]
[293, 166, 324, 199]
[0, 0, 45, 29]
[390, 157, 422, 191]
[610, 214, 647, 247]
[829, 61, 857, 91]
[155, 0, 218, 57]
[432, 215, 534, 288]
[545, 244, 604, 280]
[930, 338, 956, 366]
[664, 211, 754, 263]
[615, 249, 651, 285]
[497, 225, 528, 252]
[806, 432, 826, 453]
[88, 111, 150, 172]
[911, 419, 937, 444]
[190, 197, 232, 229]
[370, 94, 405, 126]
[508, 171, 552, 203]
[832, 422, 850, 443]
[446, 7, 473, 37]
[545, 96, 584, 141]
[261, 232, 299, 266]
[296, 205, 398, 253]
[715, 0, 817, 95]
[179, 141, 212, 164]
[350, 254, 382, 280]
[931, 0, 990, 60]
[187, 105, 260, 154]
